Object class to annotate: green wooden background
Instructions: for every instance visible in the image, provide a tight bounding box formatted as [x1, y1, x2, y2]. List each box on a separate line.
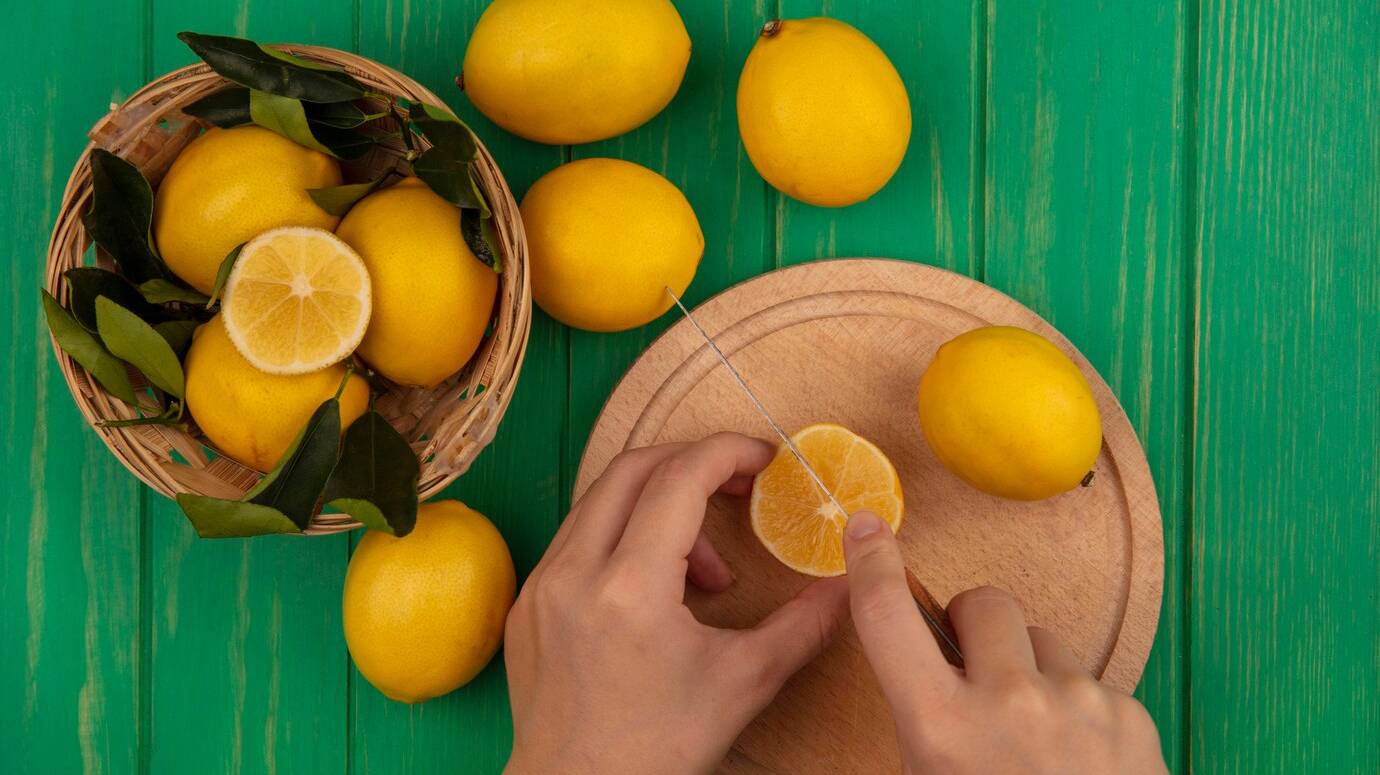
[3, 0, 1376, 772]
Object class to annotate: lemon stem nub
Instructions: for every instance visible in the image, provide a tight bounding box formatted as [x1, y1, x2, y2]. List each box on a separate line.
[454, 73, 465, 91]
[1081, 471, 1096, 487]
[760, 20, 783, 37]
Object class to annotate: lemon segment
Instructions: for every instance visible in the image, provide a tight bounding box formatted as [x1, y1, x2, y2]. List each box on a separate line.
[221, 227, 372, 375]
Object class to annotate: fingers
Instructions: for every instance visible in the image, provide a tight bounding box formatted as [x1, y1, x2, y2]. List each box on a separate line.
[557, 443, 688, 564]
[1028, 626, 1087, 679]
[733, 577, 849, 693]
[686, 532, 734, 592]
[843, 511, 958, 719]
[613, 433, 776, 593]
[947, 586, 1037, 680]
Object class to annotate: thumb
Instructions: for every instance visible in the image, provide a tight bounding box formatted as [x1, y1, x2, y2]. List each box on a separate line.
[844, 511, 957, 720]
[734, 576, 849, 693]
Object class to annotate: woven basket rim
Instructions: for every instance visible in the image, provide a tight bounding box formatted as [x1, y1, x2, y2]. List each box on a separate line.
[43, 44, 532, 535]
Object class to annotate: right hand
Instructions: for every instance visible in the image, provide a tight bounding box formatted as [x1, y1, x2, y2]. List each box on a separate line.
[842, 510, 1169, 774]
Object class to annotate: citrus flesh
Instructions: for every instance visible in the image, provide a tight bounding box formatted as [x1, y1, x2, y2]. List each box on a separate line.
[750, 423, 904, 577]
[221, 227, 371, 375]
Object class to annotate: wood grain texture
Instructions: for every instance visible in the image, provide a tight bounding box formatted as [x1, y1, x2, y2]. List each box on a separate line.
[1191, 2, 1380, 771]
[574, 260, 1164, 773]
[0, 3, 147, 774]
[143, 6, 355, 774]
[984, 1, 1191, 768]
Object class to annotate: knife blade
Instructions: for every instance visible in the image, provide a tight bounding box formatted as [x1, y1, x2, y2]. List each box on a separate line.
[665, 287, 964, 667]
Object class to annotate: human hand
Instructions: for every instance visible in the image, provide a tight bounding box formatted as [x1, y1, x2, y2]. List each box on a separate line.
[843, 510, 1168, 774]
[504, 432, 850, 774]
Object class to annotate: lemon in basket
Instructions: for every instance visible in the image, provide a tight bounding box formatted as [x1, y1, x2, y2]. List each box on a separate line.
[153, 126, 342, 294]
[335, 178, 498, 388]
[521, 158, 702, 331]
[184, 316, 370, 472]
[343, 500, 516, 703]
[221, 227, 371, 375]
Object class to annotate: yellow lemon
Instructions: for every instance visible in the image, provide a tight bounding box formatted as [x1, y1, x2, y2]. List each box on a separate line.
[184, 316, 369, 472]
[917, 326, 1103, 501]
[737, 18, 911, 207]
[521, 158, 703, 331]
[343, 500, 516, 703]
[154, 126, 342, 293]
[462, 0, 690, 144]
[335, 178, 498, 388]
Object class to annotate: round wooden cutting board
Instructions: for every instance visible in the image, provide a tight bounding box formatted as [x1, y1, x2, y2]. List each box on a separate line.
[574, 259, 1163, 774]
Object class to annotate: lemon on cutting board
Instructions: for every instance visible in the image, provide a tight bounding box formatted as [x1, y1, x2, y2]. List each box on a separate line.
[343, 500, 516, 703]
[917, 326, 1103, 501]
[521, 158, 703, 332]
[153, 126, 342, 294]
[737, 17, 911, 207]
[461, 0, 691, 144]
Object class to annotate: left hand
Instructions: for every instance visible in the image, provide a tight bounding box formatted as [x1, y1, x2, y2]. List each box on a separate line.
[503, 432, 850, 774]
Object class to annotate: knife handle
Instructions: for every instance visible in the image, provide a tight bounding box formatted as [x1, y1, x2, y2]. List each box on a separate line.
[904, 568, 965, 668]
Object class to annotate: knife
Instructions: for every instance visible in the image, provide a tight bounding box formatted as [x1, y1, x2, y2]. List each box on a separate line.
[666, 288, 964, 668]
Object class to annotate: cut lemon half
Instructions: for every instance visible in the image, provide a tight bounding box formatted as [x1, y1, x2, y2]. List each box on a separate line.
[222, 226, 372, 374]
[750, 423, 904, 577]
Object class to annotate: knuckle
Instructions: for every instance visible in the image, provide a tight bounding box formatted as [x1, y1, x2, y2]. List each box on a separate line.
[994, 675, 1050, 717]
[595, 568, 645, 612]
[951, 585, 1015, 611]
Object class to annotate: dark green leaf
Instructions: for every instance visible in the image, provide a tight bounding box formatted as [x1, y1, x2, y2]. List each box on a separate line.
[249, 91, 336, 156]
[82, 149, 170, 283]
[303, 100, 368, 129]
[246, 398, 342, 530]
[411, 105, 488, 210]
[310, 124, 375, 160]
[461, 208, 503, 273]
[323, 411, 419, 536]
[65, 267, 160, 331]
[155, 319, 200, 357]
[206, 244, 243, 308]
[138, 279, 210, 305]
[178, 32, 366, 103]
[307, 177, 386, 217]
[95, 296, 185, 398]
[182, 87, 251, 127]
[41, 290, 137, 405]
[176, 494, 302, 538]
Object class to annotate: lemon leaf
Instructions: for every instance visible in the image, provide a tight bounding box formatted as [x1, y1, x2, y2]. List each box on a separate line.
[154, 319, 200, 357]
[176, 494, 302, 538]
[178, 32, 366, 103]
[323, 411, 419, 536]
[81, 149, 172, 284]
[461, 208, 502, 273]
[205, 243, 244, 308]
[304, 100, 368, 129]
[249, 90, 337, 156]
[65, 267, 161, 331]
[138, 279, 210, 306]
[411, 105, 488, 211]
[307, 177, 386, 217]
[41, 290, 138, 405]
[245, 397, 342, 530]
[182, 87, 251, 127]
[94, 296, 185, 399]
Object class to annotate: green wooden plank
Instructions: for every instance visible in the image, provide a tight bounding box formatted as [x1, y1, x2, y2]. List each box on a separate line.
[775, 0, 977, 272]
[350, 2, 566, 772]
[984, 0, 1190, 769]
[145, 6, 356, 774]
[1191, 2, 1379, 771]
[0, 4, 147, 774]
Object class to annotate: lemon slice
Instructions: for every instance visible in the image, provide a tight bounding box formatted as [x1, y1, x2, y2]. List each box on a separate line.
[750, 423, 905, 577]
[222, 226, 372, 375]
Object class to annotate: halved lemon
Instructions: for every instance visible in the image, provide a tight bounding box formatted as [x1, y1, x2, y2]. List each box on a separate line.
[222, 226, 372, 375]
[750, 423, 905, 577]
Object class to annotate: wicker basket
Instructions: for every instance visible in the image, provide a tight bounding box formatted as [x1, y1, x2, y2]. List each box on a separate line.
[43, 46, 531, 535]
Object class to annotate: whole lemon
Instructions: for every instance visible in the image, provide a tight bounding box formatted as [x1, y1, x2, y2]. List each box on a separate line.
[737, 18, 911, 207]
[917, 326, 1103, 501]
[184, 316, 369, 472]
[461, 0, 690, 144]
[154, 126, 342, 293]
[521, 158, 702, 331]
[335, 178, 497, 388]
[343, 500, 516, 703]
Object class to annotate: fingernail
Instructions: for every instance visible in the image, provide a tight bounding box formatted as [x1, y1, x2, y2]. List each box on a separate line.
[846, 511, 883, 540]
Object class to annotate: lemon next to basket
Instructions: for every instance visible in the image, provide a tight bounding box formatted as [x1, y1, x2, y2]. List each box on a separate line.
[917, 326, 1103, 501]
[343, 500, 516, 703]
[521, 158, 703, 332]
[184, 316, 369, 472]
[462, 0, 690, 144]
[221, 227, 371, 375]
[335, 177, 498, 388]
[751, 424, 904, 577]
[737, 18, 911, 207]
[153, 126, 342, 294]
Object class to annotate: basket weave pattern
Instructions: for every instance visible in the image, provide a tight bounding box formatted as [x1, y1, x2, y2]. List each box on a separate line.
[44, 47, 531, 534]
